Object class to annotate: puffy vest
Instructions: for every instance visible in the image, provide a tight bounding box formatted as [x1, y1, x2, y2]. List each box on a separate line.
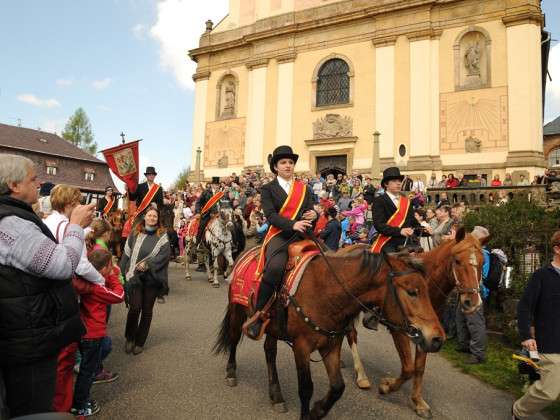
[0, 198, 84, 365]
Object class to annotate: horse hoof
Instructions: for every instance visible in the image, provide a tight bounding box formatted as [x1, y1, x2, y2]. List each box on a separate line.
[415, 409, 433, 419]
[357, 378, 371, 389]
[272, 402, 287, 413]
[185, 275, 191, 280]
[212, 282, 220, 288]
[226, 377, 237, 387]
[378, 383, 391, 395]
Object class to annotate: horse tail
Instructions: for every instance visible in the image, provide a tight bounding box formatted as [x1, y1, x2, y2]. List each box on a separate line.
[213, 302, 246, 356]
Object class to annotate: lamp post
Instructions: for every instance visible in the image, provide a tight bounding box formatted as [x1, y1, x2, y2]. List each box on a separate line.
[371, 131, 381, 182]
[195, 147, 202, 183]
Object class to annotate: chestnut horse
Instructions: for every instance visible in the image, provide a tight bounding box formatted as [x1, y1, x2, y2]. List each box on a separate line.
[343, 230, 483, 418]
[214, 248, 445, 420]
[108, 209, 125, 259]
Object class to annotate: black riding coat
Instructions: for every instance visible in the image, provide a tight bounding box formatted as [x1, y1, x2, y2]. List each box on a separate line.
[96, 196, 118, 214]
[372, 193, 418, 252]
[128, 182, 164, 209]
[0, 198, 84, 366]
[260, 178, 316, 241]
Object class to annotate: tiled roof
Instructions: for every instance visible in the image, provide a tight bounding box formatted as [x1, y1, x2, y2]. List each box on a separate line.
[544, 115, 560, 136]
[0, 123, 104, 163]
[0, 123, 117, 194]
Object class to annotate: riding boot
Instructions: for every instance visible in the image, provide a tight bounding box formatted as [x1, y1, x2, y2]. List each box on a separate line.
[242, 293, 276, 341]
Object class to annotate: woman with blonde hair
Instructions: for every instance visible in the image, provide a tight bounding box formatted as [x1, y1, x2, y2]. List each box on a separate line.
[119, 207, 170, 355]
[43, 184, 105, 412]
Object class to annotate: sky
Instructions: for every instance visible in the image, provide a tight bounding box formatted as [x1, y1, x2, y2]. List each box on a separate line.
[0, 0, 559, 189]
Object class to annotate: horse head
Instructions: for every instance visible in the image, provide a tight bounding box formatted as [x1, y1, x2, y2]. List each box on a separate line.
[377, 252, 445, 353]
[449, 227, 483, 314]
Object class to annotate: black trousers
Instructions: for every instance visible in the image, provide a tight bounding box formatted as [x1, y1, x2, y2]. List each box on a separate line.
[1, 355, 58, 417]
[125, 285, 159, 347]
[73, 338, 102, 410]
[196, 213, 211, 244]
[256, 235, 292, 310]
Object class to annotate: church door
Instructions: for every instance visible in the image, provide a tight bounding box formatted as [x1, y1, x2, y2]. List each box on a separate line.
[316, 155, 347, 178]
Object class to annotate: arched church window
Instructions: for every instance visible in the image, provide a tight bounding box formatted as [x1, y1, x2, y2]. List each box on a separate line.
[549, 148, 560, 167]
[316, 59, 350, 107]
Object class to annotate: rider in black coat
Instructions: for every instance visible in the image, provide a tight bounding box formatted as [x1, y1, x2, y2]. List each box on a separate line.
[243, 146, 316, 340]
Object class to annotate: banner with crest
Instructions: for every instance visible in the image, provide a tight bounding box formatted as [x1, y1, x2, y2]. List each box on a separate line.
[101, 140, 140, 192]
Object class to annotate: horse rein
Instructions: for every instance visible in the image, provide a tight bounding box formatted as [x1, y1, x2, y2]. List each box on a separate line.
[301, 232, 424, 341]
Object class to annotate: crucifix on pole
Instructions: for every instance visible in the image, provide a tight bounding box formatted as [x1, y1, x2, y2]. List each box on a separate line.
[120, 132, 126, 144]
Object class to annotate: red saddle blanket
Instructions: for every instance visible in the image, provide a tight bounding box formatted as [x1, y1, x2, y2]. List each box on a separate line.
[229, 245, 320, 308]
[187, 217, 200, 237]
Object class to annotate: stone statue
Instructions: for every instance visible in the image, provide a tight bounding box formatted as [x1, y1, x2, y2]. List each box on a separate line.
[464, 43, 481, 76]
[222, 81, 236, 117]
[313, 113, 353, 139]
[465, 136, 482, 153]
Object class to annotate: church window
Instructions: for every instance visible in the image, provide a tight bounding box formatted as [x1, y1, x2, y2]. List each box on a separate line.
[549, 148, 560, 167]
[316, 59, 350, 107]
[399, 144, 407, 157]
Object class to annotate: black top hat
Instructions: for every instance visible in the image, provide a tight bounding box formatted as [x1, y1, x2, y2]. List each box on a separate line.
[39, 182, 55, 197]
[144, 166, 157, 176]
[105, 186, 113, 193]
[267, 145, 299, 174]
[381, 167, 404, 186]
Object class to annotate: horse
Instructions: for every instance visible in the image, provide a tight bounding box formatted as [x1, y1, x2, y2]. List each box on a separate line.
[214, 246, 446, 420]
[184, 209, 236, 287]
[342, 229, 483, 418]
[108, 209, 125, 259]
[204, 208, 236, 287]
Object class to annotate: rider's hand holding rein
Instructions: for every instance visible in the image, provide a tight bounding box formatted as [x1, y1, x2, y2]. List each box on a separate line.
[293, 219, 313, 233]
[302, 210, 317, 221]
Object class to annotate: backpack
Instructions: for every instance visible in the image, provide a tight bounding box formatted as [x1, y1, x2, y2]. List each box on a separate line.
[484, 249, 507, 291]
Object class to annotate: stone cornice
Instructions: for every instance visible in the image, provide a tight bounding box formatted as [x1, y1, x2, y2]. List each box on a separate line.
[245, 58, 270, 70]
[304, 137, 358, 147]
[502, 10, 544, 27]
[276, 52, 298, 64]
[192, 71, 211, 82]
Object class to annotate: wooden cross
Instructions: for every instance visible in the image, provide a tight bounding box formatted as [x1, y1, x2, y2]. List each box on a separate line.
[120, 132, 126, 144]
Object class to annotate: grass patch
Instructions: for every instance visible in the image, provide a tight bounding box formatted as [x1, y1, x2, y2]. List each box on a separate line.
[441, 336, 560, 419]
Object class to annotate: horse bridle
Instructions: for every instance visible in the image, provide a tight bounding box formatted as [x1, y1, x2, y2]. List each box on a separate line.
[292, 234, 425, 341]
[452, 255, 481, 296]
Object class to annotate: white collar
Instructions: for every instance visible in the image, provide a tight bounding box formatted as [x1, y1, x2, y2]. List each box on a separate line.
[277, 176, 293, 186]
[386, 191, 400, 201]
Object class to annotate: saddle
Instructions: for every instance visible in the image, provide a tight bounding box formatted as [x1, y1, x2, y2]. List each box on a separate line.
[229, 240, 320, 308]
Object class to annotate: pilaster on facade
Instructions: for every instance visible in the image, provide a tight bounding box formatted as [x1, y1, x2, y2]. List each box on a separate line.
[375, 44, 395, 161]
[245, 65, 268, 167]
[275, 60, 295, 148]
[409, 38, 431, 158]
[191, 78, 209, 173]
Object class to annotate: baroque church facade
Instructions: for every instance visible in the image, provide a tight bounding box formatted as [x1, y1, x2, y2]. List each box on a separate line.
[189, 0, 546, 183]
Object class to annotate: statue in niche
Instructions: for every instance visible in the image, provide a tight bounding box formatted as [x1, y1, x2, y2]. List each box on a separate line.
[222, 81, 236, 117]
[313, 114, 353, 139]
[464, 43, 481, 77]
[465, 136, 482, 153]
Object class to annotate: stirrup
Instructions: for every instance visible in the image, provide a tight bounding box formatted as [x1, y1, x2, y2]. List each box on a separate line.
[242, 293, 276, 340]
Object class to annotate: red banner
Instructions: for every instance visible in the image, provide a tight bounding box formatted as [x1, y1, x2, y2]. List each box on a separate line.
[101, 140, 140, 192]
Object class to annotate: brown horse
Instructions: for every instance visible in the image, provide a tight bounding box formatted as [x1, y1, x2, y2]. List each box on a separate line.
[108, 209, 125, 259]
[343, 230, 483, 418]
[214, 247, 445, 420]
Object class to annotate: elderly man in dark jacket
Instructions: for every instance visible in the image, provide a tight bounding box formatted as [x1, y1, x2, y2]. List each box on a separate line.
[0, 154, 94, 417]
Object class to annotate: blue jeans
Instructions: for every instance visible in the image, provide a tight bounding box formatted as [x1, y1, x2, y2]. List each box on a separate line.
[73, 338, 102, 410]
[96, 336, 112, 375]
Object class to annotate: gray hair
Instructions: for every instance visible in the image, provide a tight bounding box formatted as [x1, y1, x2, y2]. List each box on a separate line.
[0, 154, 35, 195]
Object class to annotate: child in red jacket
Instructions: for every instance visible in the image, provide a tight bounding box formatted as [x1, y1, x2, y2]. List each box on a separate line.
[71, 249, 124, 417]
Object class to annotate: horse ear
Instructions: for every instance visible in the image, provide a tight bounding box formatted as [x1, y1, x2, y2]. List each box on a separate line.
[455, 226, 466, 243]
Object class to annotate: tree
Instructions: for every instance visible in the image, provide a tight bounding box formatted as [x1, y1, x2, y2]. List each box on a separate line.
[62, 108, 98, 155]
[172, 166, 191, 191]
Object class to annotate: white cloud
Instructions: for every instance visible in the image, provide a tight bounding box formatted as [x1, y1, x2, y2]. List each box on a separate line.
[92, 78, 112, 90]
[41, 118, 66, 134]
[132, 23, 146, 40]
[56, 78, 74, 86]
[545, 43, 560, 123]
[150, 0, 228, 90]
[17, 93, 61, 108]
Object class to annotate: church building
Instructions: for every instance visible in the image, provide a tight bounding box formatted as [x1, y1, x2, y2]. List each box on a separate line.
[189, 0, 547, 184]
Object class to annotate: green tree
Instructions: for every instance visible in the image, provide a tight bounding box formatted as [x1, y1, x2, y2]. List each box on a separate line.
[62, 108, 97, 154]
[172, 167, 191, 191]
